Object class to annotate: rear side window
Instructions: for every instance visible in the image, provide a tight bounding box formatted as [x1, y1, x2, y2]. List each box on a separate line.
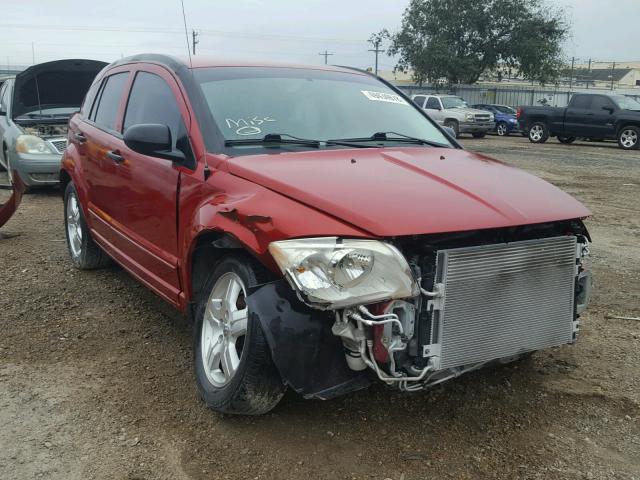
[413, 95, 426, 108]
[570, 95, 592, 109]
[123, 71, 185, 149]
[91, 72, 129, 131]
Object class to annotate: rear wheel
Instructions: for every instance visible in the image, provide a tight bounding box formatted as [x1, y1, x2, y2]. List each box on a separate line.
[528, 122, 549, 144]
[193, 256, 285, 415]
[496, 122, 509, 136]
[618, 126, 639, 150]
[64, 182, 111, 269]
[558, 136, 576, 144]
[472, 132, 487, 139]
[444, 120, 460, 138]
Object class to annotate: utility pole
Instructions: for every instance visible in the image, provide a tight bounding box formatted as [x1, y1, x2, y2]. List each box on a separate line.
[31, 42, 35, 64]
[318, 50, 333, 65]
[569, 56, 575, 90]
[586, 58, 592, 89]
[368, 38, 384, 76]
[191, 29, 200, 55]
[610, 61, 616, 91]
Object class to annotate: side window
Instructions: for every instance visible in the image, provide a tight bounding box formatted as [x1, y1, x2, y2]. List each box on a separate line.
[0, 82, 8, 112]
[123, 71, 186, 150]
[426, 97, 441, 110]
[91, 72, 129, 132]
[80, 80, 102, 118]
[591, 96, 615, 111]
[413, 95, 426, 108]
[570, 95, 592, 109]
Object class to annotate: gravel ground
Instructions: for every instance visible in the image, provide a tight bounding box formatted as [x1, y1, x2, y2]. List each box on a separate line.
[0, 135, 639, 480]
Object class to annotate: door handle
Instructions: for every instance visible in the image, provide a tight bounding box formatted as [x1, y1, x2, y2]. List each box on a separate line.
[107, 150, 124, 163]
[74, 132, 87, 143]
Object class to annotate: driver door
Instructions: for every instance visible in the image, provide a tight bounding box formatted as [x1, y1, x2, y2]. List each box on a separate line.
[108, 65, 193, 305]
[425, 97, 444, 122]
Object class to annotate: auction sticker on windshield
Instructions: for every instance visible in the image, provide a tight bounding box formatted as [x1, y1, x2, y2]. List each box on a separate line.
[361, 90, 408, 105]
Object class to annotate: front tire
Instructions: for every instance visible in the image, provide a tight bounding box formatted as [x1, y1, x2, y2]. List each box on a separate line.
[193, 256, 285, 415]
[618, 126, 639, 150]
[472, 132, 487, 139]
[444, 120, 460, 139]
[528, 122, 549, 144]
[63, 182, 111, 269]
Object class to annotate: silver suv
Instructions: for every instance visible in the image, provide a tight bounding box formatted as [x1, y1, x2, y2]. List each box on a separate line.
[412, 94, 495, 139]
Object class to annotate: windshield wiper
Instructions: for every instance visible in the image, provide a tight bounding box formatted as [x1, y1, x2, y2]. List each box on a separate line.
[329, 131, 449, 148]
[225, 133, 374, 149]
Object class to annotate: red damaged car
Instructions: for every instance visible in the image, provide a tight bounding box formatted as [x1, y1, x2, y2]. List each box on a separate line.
[61, 55, 593, 415]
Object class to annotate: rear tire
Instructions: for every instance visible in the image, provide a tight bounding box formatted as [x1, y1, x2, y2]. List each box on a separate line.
[63, 182, 111, 270]
[444, 120, 460, 138]
[193, 256, 285, 415]
[472, 132, 487, 139]
[528, 122, 549, 144]
[558, 136, 576, 144]
[496, 122, 509, 136]
[618, 126, 639, 150]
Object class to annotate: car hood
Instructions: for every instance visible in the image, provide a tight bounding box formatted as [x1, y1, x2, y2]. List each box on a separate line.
[12, 59, 107, 119]
[226, 147, 591, 237]
[448, 107, 492, 116]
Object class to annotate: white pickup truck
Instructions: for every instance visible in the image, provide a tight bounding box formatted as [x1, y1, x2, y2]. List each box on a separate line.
[412, 94, 495, 139]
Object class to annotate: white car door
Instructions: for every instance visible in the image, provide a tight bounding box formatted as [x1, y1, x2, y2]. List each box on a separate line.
[424, 96, 445, 123]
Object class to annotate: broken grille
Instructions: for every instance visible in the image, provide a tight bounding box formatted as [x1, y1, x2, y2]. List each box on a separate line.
[431, 236, 577, 370]
[49, 139, 68, 154]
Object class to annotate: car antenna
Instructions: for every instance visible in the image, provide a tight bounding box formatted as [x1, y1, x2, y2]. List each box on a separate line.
[180, 0, 193, 68]
[179, 0, 211, 180]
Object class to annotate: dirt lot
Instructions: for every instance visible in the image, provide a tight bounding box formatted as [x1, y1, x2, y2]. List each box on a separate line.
[1, 135, 639, 480]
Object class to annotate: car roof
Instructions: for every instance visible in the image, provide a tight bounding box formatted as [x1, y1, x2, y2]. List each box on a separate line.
[107, 53, 368, 76]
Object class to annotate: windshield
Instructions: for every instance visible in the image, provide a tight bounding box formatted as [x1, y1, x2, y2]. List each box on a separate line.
[612, 95, 640, 111]
[494, 105, 516, 115]
[441, 96, 467, 109]
[193, 67, 451, 147]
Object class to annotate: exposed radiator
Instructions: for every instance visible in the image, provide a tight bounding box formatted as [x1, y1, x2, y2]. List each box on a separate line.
[432, 236, 577, 370]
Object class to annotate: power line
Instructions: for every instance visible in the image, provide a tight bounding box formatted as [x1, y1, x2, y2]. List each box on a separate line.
[319, 50, 334, 64]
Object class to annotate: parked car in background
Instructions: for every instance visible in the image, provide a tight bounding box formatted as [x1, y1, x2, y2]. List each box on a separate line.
[517, 93, 640, 150]
[0, 59, 107, 188]
[61, 55, 592, 415]
[472, 104, 520, 136]
[412, 94, 495, 138]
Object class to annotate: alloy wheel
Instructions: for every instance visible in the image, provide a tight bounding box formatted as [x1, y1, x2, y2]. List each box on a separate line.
[620, 129, 638, 149]
[66, 193, 83, 258]
[529, 125, 544, 141]
[201, 272, 248, 387]
[497, 123, 508, 136]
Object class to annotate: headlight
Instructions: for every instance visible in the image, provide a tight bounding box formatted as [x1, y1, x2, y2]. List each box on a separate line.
[269, 237, 418, 309]
[465, 113, 474, 121]
[15, 135, 54, 154]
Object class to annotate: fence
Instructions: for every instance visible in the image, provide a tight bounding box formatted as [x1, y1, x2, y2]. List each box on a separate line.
[396, 83, 640, 108]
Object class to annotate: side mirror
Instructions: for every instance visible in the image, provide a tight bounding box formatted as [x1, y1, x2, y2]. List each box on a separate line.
[602, 106, 615, 114]
[123, 124, 185, 162]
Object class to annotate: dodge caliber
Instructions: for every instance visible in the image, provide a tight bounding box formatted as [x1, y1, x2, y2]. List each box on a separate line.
[60, 55, 593, 415]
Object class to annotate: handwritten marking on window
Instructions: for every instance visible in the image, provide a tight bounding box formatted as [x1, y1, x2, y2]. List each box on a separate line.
[225, 116, 276, 136]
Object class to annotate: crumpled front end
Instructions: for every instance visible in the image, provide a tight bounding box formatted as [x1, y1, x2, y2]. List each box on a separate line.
[247, 220, 592, 398]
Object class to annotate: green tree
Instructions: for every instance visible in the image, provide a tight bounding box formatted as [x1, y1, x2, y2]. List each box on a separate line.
[388, 0, 569, 85]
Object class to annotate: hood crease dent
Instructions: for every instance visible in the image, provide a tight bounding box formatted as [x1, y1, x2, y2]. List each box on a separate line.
[226, 147, 591, 237]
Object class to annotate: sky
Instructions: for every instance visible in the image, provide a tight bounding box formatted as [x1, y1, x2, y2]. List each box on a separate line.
[0, 0, 638, 71]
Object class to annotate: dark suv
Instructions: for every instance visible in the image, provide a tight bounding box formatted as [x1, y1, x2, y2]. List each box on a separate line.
[61, 54, 592, 415]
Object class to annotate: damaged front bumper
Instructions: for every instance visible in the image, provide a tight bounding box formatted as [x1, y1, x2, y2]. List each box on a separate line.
[0, 172, 26, 228]
[248, 229, 592, 399]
